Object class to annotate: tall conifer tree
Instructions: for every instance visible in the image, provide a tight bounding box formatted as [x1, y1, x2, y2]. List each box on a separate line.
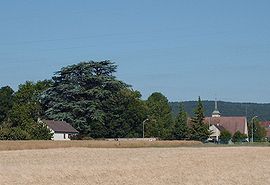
[173, 103, 189, 140]
[190, 97, 210, 142]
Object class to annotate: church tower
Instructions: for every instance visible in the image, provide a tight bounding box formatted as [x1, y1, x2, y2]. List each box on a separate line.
[212, 99, 221, 117]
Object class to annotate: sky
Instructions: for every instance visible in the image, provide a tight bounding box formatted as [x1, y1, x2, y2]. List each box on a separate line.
[0, 0, 269, 103]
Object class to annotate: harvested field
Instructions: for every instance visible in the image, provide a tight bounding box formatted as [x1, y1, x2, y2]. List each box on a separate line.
[0, 147, 269, 185]
[0, 140, 202, 151]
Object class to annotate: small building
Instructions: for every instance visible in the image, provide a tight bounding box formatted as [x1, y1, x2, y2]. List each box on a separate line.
[40, 119, 79, 140]
[260, 121, 270, 141]
[209, 124, 226, 142]
[205, 100, 248, 142]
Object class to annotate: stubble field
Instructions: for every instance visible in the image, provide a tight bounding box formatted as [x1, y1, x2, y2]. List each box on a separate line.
[0, 146, 269, 185]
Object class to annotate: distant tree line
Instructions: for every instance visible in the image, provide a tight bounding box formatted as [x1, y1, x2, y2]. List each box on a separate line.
[170, 101, 270, 121]
[0, 61, 267, 142]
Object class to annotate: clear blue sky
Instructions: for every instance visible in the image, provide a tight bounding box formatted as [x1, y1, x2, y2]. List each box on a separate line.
[0, 0, 269, 103]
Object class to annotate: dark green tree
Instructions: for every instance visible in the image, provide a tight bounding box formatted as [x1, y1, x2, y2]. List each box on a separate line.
[145, 92, 173, 139]
[41, 61, 145, 138]
[0, 86, 14, 124]
[104, 89, 147, 138]
[41, 61, 126, 137]
[7, 81, 52, 140]
[10, 81, 52, 127]
[173, 103, 189, 140]
[190, 97, 210, 142]
[219, 130, 232, 144]
[232, 131, 247, 143]
[0, 127, 30, 140]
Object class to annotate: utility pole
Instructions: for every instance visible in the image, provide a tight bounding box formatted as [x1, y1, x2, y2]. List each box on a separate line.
[251, 116, 258, 143]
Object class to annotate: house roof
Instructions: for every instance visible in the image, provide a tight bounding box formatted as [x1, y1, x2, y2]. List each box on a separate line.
[42, 120, 78, 133]
[260, 121, 270, 128]
[214, 124, 226, 132]
[260, 121, 270, 138]
[205, 117, 247, 135]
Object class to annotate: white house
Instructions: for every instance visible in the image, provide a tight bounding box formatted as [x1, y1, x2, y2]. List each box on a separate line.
[209, 124, 226, 142]
[40, 119, 79, 140]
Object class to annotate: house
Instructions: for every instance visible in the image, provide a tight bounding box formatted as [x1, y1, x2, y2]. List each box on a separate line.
[260, 121, 270, 141]
[204, 100, 249, 142]
[40, 119, 79, 140]
[209, 124, 226, 142]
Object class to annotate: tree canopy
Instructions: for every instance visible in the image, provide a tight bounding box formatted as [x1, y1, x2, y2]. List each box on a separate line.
[190, 97, 210, 142]
[0, 86, 14, 124]
[41, 61, 146, 138]
[145, 92, 173, 139]
[219, 130, 232, 144]
[232, 131, 247, 143]
[1, 60, 258, 142]
[0, 81, 52, 140]
[248, 118, 267, 142]
[173, 103, 189, 140]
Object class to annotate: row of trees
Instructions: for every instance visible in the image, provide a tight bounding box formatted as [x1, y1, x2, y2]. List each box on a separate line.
[219, 130, 248, 144]
[0, 82, 52, 139]
[0, 61, 267, 142]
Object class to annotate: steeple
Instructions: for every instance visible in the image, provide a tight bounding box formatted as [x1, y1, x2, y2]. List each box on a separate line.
[215, 99, 218, 110]
[212, 98, 221, 117]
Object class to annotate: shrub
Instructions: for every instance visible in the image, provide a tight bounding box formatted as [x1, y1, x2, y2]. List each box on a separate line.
[0, 127, 30, 140]
[232, 131, 247, 143]
[219, 130, 232, 144]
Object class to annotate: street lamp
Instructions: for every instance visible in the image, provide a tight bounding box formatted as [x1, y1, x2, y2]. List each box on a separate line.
[251, 116, 258, 143]
[142, 118, 149, 138]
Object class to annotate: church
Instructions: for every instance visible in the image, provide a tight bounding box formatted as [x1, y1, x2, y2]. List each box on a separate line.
[205, 100, 249, 142]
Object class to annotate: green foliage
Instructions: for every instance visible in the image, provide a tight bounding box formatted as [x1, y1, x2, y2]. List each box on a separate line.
[0, 122, 51, 140]
[30, 122, 53, 140]
[219, 130, 232, 144]
[190, 97, 210, 142]
[232, 131, 247, 143]
[248, 118, 267, 142]
[1, 81, 53, 140]
[104, 89, 147, 138]
[0, 86, 14, 123]
[0, 127, 31, 140]
[173, 103, 189, 140]
[41, 61, 146, 138]
[145, 92, 173, 139]
[10, 81, 51, 126]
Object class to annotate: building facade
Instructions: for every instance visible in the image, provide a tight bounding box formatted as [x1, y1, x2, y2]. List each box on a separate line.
[39, 119, 79, 140]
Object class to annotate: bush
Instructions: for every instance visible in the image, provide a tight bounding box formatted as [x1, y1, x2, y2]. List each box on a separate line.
[0, 127, 30, 140]
[219, 130, 232, 144]
[0, 122, 52, 140]
[30, 122, 52, 140]
[232, 131, 247, 143]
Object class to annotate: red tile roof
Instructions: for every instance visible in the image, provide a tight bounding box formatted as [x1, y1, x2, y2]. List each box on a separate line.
[214, 124, 226, 132]
[260, 121, 270, 138]
[205, 117, 247, 135]
[260, 121, 270, 127]
[42, 120, 78, 133]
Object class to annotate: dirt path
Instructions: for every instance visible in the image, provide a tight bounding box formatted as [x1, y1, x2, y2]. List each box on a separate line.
[0, 147, 269, 185]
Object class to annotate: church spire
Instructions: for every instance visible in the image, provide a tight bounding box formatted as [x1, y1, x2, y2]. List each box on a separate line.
[212, 98, 221, 117]
[215, 98, 218, 110]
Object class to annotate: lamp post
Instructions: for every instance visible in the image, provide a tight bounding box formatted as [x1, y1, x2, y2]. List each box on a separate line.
[142, 118, 149, 138]
[251, 116, 258, 143]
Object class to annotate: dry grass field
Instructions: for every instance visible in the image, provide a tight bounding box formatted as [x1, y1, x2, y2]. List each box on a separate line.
[0, 140, 202, 151]
[0, 146, 269, 185]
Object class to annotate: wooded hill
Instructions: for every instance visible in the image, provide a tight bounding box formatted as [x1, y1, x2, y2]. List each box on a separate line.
[170, 101, 270, 121]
